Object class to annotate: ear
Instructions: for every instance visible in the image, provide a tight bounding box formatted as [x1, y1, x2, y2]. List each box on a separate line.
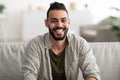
[68, 19, 71, 25]
[45, 19, 48, 28]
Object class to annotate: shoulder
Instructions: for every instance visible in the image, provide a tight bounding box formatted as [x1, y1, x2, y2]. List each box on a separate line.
[67, 33, 87, 43]
[67, 33, 90, 49]
[27, 33, 48, 47]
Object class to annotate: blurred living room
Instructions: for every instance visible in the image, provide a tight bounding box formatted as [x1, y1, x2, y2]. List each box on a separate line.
[0, 0, 120, 43]
[0, 0, 120, 80]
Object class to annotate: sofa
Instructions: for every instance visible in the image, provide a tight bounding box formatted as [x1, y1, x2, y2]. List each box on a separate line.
[0, 42, 120, 80]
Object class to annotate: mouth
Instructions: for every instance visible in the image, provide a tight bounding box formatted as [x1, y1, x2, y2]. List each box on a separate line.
[53, 27, 66, 35]
[55, 28, 64, 34]
[49, 27, 68, 40]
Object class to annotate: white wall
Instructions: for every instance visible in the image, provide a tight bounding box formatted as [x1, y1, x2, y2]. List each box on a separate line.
[1, 0, 120, 22]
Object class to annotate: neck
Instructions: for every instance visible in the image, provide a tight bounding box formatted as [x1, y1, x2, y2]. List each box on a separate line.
[50, 36, 67, 55]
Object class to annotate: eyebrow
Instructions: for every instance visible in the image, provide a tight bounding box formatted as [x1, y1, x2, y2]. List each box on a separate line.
[50, 17, 67, 20]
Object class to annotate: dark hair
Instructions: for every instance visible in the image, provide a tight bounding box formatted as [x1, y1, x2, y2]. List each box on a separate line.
[47, 2, 68, 19]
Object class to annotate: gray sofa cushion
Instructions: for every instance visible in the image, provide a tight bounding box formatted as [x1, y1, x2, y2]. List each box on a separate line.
[0, 42, 120, 80]
[91, 42, 120, 80]
[0, 43, 26, 80]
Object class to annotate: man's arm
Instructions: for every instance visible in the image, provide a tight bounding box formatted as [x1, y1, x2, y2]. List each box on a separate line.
[79, 39, 100, 80]
[22, 41, 40, 80]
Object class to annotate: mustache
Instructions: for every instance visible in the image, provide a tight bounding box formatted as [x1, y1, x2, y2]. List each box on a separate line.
[53, 27, 66, 31]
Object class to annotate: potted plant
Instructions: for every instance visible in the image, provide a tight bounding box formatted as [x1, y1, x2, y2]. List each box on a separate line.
[109, 7, 120, 41]
[0, 4, 5, 13]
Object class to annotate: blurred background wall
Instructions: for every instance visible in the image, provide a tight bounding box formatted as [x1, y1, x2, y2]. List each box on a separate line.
[0, 0, 120, 42]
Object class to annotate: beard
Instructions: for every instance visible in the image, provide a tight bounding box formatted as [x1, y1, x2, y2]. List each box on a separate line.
[49, 26, 68, 41]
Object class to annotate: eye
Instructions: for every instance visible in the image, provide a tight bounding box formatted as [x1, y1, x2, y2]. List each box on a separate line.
[50, 19, 57, 23]
[61, 19, 67, 23]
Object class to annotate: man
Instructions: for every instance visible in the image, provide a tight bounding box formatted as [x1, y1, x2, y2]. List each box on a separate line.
[22, 2, 100, 80]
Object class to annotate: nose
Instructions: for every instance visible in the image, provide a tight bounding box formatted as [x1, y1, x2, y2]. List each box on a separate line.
[56, 20, 63, 27]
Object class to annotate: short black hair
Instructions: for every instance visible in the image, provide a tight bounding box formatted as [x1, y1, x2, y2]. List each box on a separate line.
[47, 2, 68, 19]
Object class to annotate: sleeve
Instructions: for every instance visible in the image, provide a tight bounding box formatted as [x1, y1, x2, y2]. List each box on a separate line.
[79, 39, 101, 80]
[22, 40, 40, 80]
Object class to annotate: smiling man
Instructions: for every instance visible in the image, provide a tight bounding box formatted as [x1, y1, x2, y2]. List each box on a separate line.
[22, 2, 100, 80]
[45, 5, 69, 41]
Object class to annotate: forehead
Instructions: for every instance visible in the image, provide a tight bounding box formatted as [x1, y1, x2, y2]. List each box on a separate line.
[48, 10, 68, 19]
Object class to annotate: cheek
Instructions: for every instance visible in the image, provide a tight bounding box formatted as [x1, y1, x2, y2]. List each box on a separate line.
[49, 23, 57, 28]
[65, 20, 70, 27]
[47, 24, 54, 30]
[65, 23, 70, 28]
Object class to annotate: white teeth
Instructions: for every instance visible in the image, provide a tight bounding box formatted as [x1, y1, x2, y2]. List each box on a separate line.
[56, 29, 63, 33]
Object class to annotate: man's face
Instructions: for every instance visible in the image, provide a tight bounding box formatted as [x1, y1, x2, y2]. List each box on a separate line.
[45, 10, 70, 41]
